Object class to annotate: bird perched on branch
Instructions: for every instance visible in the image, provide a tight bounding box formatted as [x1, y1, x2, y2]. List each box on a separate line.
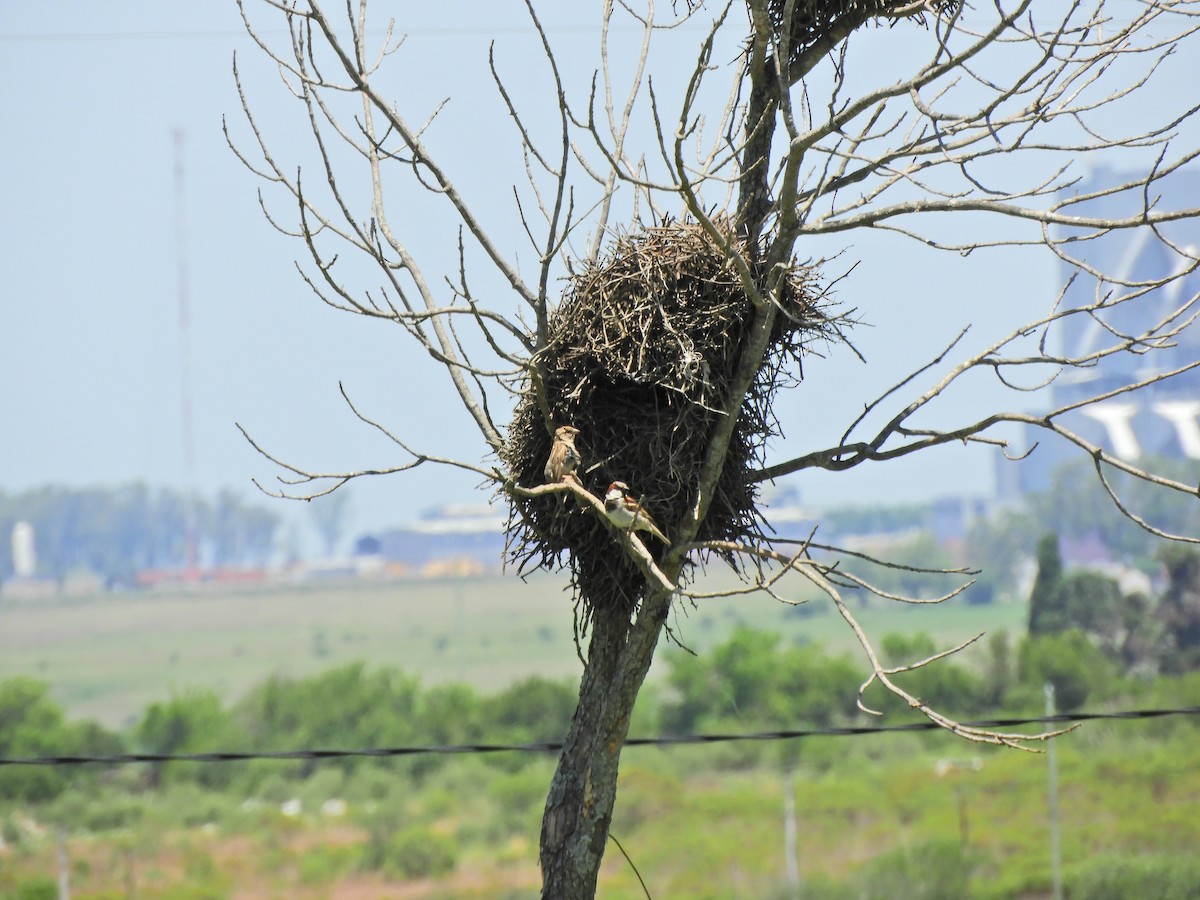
[604, 481, 670, 545]
[543, 425, 582, 484]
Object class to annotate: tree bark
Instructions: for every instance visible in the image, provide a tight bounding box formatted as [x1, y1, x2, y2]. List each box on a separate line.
[737, 53, 777, 251]
[539, 587, 673, 897]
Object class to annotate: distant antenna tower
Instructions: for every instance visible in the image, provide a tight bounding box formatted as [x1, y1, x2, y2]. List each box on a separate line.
[173, 129, 199, 574]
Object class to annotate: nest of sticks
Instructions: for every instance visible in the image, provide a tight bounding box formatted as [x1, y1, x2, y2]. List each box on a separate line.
[768, 0, 962, 64]
[502, 220, 843, 619]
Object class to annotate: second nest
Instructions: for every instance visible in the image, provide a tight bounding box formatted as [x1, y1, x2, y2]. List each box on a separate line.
[504, 220, 843, 617]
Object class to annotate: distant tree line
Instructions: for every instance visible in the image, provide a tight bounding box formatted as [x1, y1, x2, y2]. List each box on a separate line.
[814, 455, 1200, 606]
[660, 548, 1200, 755]
[0, 484, 281, 583]
[664, 558, 1200, 746]
[1007, 455, 1197, 566]
[1, 454, 1188, 590]
[1029, 536, 1200, 679]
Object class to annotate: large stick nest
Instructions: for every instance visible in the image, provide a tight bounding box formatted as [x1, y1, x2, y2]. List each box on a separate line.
[502, 220, 845, 620]
[769, 0, 962, 65]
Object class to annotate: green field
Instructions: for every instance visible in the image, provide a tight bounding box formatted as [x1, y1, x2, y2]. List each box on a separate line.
[0, 573, 1025, 728]
[6, 574, 1200, 899]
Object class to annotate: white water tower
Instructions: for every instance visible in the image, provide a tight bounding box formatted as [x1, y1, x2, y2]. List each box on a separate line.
[11, 521, 36, 578]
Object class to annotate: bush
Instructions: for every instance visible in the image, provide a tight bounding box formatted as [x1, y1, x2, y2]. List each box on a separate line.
[489, 766, 549, 819]
[342, 765, 405, 805]
[383, 827, 458, 880]
[856, 839, 980, 900]
[775, 877, 855, 900]
[295, 767, 346, 810]
[660, 626, 863, 738]
[1, 815, 20, 847]
[235, 664, 423, 778]
[11, 877, 58, 900]
[153, 783, 236, 828]
[488, 677, 575, 736]
[135, 690, 242, 789]
[1017, 630, 1115, 710]
[75, 791, 146, 832]
[1067, 853, 1200, 899]
[42, 787, 127, 835]
[298, 843, 360, 886]
[0, 677, 125, 804]
[870, 633, 988, 717]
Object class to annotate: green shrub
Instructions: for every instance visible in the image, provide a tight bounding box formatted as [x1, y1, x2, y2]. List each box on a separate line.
[612, 766, 683, 832]
[856, 839, 980, 900]
[0, 679, 79, 803]
[154, 783, 236, 828]
[11, 877, 58, 900]
[1, 815, 20, 847]
[343, 765, 406, 805]
[660, 626, 865, 742]
[871, 633, 988, 717]
[77, 792, 145, 832]
[298, 843, 360, 885]
[155, 885, 229, 900]
[486, 676, 575, 743]
[234, 664, 424, 779]
[782, 875, 855, 900]
[296, 767, 345, 809]
[1067, 853, 1200, 899]
[247, 771, 294, 805]
[232, 757, 306, 795]
[488, 766, 548, 818]
[135, 690, 242, 790]
[1017, 630, 1115, 710]
[383, 827, 457, 880]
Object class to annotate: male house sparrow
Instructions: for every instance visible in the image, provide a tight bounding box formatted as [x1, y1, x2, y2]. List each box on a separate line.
[543, 425, 582, 484]
[604, 481, 670, 545]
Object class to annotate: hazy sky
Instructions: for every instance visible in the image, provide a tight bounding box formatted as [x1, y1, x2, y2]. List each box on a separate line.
[2, 2, 1194, 540]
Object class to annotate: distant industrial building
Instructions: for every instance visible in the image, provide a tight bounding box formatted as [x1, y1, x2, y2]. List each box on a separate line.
[369, 504, 507, 572]
[996, 166, 1200, 497]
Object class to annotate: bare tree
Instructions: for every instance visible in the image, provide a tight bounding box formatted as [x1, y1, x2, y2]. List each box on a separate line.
[230, 0, 1200, 894]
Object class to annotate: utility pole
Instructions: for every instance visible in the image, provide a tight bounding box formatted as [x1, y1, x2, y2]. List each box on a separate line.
[1045, 682, 1063, 900]
[56, 829, 70, 900]
[784, 770, 799, 896]
[173, 128, 199, 577]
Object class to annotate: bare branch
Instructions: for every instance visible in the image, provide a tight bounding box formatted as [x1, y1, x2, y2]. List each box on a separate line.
[802, 563, 1071, 750]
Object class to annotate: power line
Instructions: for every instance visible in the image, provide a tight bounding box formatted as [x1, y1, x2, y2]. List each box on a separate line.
[3, 705, 1197, 768]
[0, 3, 1150, 44]
[0, 24, 622, 44]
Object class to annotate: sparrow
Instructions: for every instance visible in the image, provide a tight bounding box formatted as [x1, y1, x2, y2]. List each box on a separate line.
[543, 425, 582, 484]
[604, 481, 670, 545]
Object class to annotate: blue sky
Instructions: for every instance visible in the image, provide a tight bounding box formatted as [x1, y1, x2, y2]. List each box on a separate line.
[2, 2, 1194, 540]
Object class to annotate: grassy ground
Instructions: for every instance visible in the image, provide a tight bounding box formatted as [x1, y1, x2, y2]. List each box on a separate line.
[4, 724, 1197, 898]
[598, 726, 1200, 898]
[4, 575, 1197, 898]
[0, 573, 1026, 729]
[0, 573, 1025, 728]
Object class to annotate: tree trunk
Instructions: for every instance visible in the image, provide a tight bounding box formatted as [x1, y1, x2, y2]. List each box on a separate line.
[539, 587, 673, 897]
[539, 30, 783, 900]
[737, 53, 777, 251]
[538, 49, 780, 900]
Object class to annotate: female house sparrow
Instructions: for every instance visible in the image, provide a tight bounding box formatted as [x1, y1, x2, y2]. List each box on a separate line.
[604, 481, 670, 545]
[544, 425, 582, 484]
